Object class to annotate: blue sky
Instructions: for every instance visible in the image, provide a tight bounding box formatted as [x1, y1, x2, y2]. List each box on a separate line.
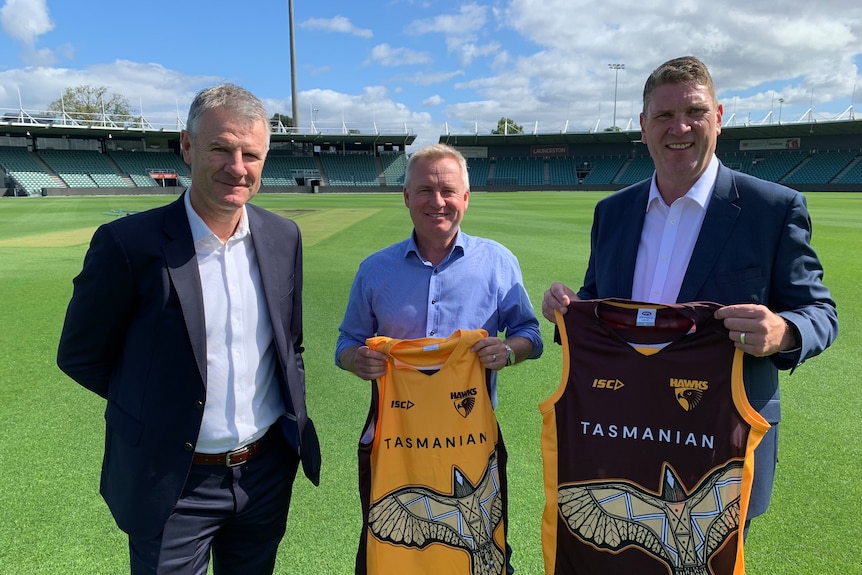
[1, 0, 860, 150]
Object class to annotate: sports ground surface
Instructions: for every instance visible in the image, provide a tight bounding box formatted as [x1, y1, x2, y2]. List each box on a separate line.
[1, 191, 859, 574]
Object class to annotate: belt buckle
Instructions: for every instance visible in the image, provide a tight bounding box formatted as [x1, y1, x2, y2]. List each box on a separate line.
[225, 445, 249, 467]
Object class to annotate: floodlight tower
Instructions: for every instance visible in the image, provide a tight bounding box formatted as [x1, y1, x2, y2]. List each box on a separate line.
[608, 63, 625, 130]
[289, 0, 299, 130]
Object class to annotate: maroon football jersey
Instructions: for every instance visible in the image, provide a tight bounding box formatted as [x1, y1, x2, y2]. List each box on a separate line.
[541, 299, 768, 575]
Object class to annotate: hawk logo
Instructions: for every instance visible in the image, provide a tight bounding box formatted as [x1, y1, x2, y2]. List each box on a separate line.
[454, 396, 475, 418]
[451, 388, 478, 418]
[669, 378, 708, 412]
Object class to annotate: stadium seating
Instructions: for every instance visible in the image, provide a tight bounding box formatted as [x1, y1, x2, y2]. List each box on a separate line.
[548, 157, 581, 186]
[466, 157, 490, 186]
[616, 156, 655, 185]
[39, 150, 130, 188]
[719, 152, 755, 174]
[319, 154, 380, 186]
[380, 154, 407, 186]
[748, 151, 804, 182]
[834, 156, 862, 184]
[582, 157, 627, 185]
[0, 147, 59, 195]
[109, 150, 191, 187]
[261, 155, 319, 187]
[492, 157, 544, 185]
[781, 151, 857, 185]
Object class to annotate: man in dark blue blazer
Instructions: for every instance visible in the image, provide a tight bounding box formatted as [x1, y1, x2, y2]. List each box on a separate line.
[543, 56, 837, 528]
[58, 84, 320, 574]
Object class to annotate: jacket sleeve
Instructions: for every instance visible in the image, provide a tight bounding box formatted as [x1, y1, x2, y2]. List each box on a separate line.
[769, 192, 838, 370]
[57, 223, 136, 398]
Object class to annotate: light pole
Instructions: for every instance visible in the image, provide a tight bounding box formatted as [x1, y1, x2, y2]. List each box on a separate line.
[608, 63, 625, 130]
[778, 98, 784, 125]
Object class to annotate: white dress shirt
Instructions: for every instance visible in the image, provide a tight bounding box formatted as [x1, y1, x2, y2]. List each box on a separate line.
[184, 191, 282, 453]
[632, 155, 720, 304]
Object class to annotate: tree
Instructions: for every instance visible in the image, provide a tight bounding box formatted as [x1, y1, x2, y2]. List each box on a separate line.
[48, 85, 133, 126]
[492, 117, 524, 135]
[270, 113, 294, 128]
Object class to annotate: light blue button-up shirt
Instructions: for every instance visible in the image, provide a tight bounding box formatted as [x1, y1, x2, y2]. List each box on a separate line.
[336, 230, 543, 406]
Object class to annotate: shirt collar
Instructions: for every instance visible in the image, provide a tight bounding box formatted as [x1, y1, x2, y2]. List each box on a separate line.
[646, 155, 719, 212]
[404, 229, 468, 264]
[183, 188, 250, 245]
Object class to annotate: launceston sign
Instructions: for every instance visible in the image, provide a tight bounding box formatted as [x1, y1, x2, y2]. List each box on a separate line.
[531, 144, 568, 157]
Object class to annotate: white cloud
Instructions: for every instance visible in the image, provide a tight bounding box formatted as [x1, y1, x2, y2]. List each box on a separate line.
[369, 43, 432, 67]
[0, 0, 53, 44]
[1, 0, 56, 65]
[300, 15, 372, 38]
[422, 94, 444, 106]
[409, 3, 488, 36]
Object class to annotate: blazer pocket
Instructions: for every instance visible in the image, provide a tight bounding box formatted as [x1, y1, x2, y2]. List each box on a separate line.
[105, 402, 144, 447]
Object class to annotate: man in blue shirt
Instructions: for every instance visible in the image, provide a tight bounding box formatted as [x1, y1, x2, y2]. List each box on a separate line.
[337, 143, 540, 574]
[335, 143, 542, 403]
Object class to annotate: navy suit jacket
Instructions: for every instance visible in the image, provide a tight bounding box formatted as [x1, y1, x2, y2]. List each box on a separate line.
[578, 163, 837, 517]
[57, 194, 321, 538]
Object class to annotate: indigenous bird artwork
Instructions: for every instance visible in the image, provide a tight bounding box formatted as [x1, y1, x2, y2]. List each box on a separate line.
[368, 452, 505, 575]
[558, 460, 743, 575]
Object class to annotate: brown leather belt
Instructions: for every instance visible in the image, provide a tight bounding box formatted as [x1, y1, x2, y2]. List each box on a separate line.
[192, 429, 276, 467]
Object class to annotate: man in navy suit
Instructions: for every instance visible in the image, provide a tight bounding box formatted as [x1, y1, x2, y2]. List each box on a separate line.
[58, 84, 320, 574]
[542, 56, 837, 529]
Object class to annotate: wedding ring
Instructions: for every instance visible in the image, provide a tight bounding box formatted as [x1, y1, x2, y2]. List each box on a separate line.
[740, 332, 746, 345]
[492, 354, 497, 361]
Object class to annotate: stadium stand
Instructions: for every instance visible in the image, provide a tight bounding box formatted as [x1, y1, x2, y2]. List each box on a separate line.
[2, 107, 859, 195]
[261, 154, 319, 187]
[0, 147, 60, 195]
[781, 151, 857, 185]
[616, 156, 655, 185]
[491, 157, 544, 185]
[834, 156, 862, 184]
[109, 150, 191, 187]
[582, 157, 627, 185]
[466, 157, 490, 186]
[748, 151, 805, 182]
[718, 152, 755, 174]
[39, 150, 129, 188]
[318, 153, 379, 186]
[380, 153, 407, 186]
[548, 157, 581, 186]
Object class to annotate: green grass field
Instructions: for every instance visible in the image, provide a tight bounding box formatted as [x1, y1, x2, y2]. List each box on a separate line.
[1, 191, 859, 574]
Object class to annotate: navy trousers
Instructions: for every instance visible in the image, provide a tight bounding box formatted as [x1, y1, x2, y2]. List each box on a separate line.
[128, 431, 300, 575]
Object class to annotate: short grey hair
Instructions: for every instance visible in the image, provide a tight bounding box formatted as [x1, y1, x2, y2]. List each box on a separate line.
[185, 84, 270, 147]
[404, 143, 469, 191]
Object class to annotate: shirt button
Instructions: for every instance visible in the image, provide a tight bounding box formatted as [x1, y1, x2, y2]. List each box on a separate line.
[430, 330, 436, 336]
[431, 299, 437, 304]
[184, 442, 194, 452]
[195, 400, 204, 410]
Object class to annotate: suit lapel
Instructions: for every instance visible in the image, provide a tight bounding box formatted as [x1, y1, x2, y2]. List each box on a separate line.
[678, 164, 741, 302]
[615, 184, 649, 299]
[248, 207, 287, 353]
[163, 194, 207, 385]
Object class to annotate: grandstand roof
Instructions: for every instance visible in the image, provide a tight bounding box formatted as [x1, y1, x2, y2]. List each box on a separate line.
[438, 119, 862, 147]
[0, 118, 416, 151]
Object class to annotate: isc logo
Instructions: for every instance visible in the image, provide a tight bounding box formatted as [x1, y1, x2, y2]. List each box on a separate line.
[592, 378, 624, 391]
[391, 400, 415, 410]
